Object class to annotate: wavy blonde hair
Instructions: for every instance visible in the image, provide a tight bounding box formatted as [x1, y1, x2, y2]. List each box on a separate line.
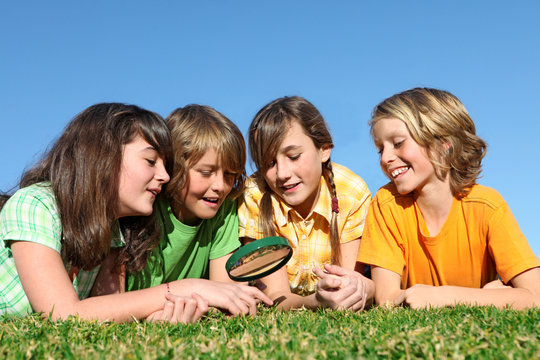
[370, 87, 487, 198]
[165, 105, 246, 210]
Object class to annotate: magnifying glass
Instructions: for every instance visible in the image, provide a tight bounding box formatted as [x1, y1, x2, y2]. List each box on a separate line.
[226, 236, 292, 282]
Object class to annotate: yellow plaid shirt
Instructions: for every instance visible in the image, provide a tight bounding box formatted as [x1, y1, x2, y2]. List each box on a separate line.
[238, 163, 371, 295]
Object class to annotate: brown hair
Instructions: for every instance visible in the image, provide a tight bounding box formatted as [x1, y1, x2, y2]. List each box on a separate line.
[370, 87, 487, 198]
[6, 103, 172, 272]
[248, 96, 342, 265]
[165, 105, 246, 212]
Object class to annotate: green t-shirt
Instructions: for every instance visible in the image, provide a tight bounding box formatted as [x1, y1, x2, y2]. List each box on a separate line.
[127, 198, 241, 290]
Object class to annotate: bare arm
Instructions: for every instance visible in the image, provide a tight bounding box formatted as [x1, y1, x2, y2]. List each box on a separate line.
[402, 267, 540, 309]
[209, 253, 235, 283]
[12, 241, 194, 322]
[371, 266, 404, 306]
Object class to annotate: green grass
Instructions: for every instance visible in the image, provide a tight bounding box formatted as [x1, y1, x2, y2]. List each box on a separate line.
[1, 306, 539, 359]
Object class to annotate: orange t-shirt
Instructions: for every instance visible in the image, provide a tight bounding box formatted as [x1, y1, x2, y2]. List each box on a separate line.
[358, 183, 539, 288]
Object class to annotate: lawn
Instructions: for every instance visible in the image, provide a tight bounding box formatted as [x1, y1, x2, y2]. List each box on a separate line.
[1, 306, 539, 359]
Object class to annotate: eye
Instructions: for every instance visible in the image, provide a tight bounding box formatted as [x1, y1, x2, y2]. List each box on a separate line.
[146, 159, 156, 166]
[199, 170, 213, 176]
[267, 160, 276, 168]
[394, 140, 404, 149]
[289, 154, 300, 161]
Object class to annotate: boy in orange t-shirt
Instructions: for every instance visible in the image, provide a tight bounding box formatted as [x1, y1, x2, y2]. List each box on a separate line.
[358, 88, 540, 309]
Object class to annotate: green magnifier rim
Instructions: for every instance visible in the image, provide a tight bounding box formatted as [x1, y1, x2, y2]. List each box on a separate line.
[226, 236, 292, 282]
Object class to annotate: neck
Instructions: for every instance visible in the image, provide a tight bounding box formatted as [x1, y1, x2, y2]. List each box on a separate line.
[414, 178, 454, 236]
[171, 201, 201, 226]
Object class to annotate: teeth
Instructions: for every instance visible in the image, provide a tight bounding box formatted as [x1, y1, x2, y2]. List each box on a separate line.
[150, 190, 157, 195]
[391, 167, 408, 178]
[283, 184, 297, 190]
[203, 198, 218, 203]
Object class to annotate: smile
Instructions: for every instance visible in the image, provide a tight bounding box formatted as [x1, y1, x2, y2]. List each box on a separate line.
[391, 166, 409, 178]
[202, 197, 219, 204]
[281, 183, 300, 192]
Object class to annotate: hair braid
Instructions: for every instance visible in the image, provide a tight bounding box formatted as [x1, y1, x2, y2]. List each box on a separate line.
[323, 161, 341, 265]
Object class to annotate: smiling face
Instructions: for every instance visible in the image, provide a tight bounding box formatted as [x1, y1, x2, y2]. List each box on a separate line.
[263, 120, 331, 218]
[372, 117, 441, 197]
[117, 135, 170, 218]
[176, 147, 235, 225]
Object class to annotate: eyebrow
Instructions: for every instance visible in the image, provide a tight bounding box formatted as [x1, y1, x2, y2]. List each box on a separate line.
[280, 144, 302, 153]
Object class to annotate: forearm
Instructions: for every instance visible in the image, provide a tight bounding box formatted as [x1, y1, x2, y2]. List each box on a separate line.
[53, 283, 172, 322]
[437, 286, 540, 309]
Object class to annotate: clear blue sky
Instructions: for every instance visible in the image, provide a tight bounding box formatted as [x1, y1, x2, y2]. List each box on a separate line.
[1, 1, 539, 255]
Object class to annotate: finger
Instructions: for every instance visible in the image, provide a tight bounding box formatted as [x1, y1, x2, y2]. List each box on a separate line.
[160, 301, 174, 321]
[317, 275, 342, 290]
[312, 267, 329, 278]
[241, 285, 273, 306]
[170, 296, 187, 324]
[180, 297, 198, 324]
[323, 264, 350, 276]
[192, 293, 209, 320]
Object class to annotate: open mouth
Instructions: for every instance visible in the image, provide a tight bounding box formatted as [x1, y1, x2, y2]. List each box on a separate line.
[391, 166, 409, 178]
[281, 182, 300, 192]
[203, 197, 219, 204]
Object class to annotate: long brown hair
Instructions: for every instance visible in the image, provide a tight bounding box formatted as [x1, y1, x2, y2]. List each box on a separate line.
[248, 96, 342, 265]
[370, 88, 486, 198]
[4, 103, 172, 272]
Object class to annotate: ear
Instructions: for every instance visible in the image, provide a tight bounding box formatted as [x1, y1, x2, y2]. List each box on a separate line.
[320, 144, 332, 163]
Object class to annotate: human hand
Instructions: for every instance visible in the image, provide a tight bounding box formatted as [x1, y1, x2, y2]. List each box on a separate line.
[170, 279, 273, 316]
[146, 293, 208, 324]
[313, 264, 370, 311]
[397, 284, 452, 309]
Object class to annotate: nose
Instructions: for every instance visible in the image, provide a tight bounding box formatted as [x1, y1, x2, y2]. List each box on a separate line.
[211, 172, 225, 193]
[275, 159, 291, 181]
[155, 160, 170, 183]
[380, 146, 396, 165]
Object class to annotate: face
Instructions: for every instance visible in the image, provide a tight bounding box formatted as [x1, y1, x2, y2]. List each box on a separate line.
[117, 135, 170, 218]
[177, 147, 235, 225]
[263, 120, 331, 218]
[372, 118, 440, 196]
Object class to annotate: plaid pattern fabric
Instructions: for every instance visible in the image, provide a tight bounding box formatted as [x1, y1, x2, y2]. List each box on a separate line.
[239, 163, 371, 295]
[0, 183, 124, 316]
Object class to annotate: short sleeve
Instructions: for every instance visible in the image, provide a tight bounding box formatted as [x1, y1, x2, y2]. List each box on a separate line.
[208, 199, 241, 260]
[357, 192, 405, 275]
[487, 201, 540, 283]
[0, 185, 62, 253]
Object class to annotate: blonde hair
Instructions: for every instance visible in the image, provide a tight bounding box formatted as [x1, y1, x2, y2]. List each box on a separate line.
[370, 87, 487, 198]
[248, 96, 342, 265]
[165, 105, 246, 209]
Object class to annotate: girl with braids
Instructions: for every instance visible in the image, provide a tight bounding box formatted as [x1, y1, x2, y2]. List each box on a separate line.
[0, 103, 208, 323]
[359, 88, 540, 309]
[239, 96, 374, 310]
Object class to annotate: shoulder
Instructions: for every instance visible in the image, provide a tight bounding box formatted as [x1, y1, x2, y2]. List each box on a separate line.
[332, 163, 370, 198]
[461, 184, 507, 210]
[3, 183, 57, 214]
[241, 176, 265, 204]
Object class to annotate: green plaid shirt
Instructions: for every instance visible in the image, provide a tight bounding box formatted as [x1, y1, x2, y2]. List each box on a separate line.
[0, 183, 124, 317]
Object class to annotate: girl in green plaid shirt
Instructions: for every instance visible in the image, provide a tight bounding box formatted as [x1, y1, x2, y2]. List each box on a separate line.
[0, 103, 208, 323]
